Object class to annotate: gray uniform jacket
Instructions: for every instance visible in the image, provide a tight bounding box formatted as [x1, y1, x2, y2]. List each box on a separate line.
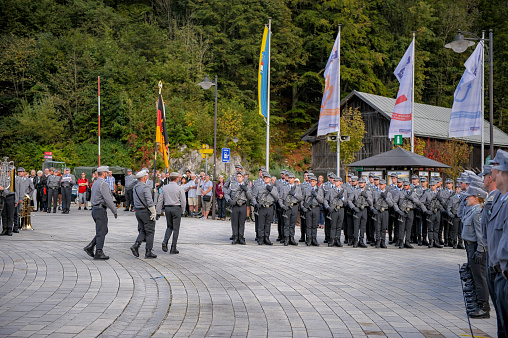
[461, 204, 485, 252]
[480, 190, 500, 257]
[278, 184, 303, 209]
[225, 181, 254, 206]
[133, 181, 155, 210]
[302, 185, 324, 210]
[15, 176, 34, 202]
[396, 189, 426, 213]
[60, 174, 76, 187]
[420, 189, 442, 213]
[486, 192, 508, 268]
[125, 174, 135, 191]
[90, 177, 117, 214]
[457, 192, 470, 218]
[253, 183, 278, 207]
[223, 174, 238, 193]
[156, 181, 186, 215]
[347, 188, 373, 211]
[47, 174, 61, 189]
[388, 189, 403, 213]
[372, 189, 395, 212]
[323, 186, 347, 211]
[447, 193, 460, 218]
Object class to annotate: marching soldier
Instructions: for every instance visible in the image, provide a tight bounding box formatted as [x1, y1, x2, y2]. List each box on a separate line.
[278, 172, 303, 246]
[46, 168, 61, 213]
[60, 168, 76, 214]
[156, 172, 186, 254]
[485, 150, 508, 331]
[252, 171, 278, 245]
[225, 170, 254, 245]
[83, 166, 118, 260]
[371, 179, 395, 248]
[323, 174, 346, 247]
[124, 168, 134, 211]
[130, 170, 157, 258]
[420, 180, 443, 248]
[301, 174, 324, 246]
[396, 179, 427, 249]
[347, 177, 373, 248]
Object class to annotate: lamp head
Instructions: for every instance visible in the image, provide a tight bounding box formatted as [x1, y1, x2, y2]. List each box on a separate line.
[444, 30, 476, 53]
[198, 75, 214, 90]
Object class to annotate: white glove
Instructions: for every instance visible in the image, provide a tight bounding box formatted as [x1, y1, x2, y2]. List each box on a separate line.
[149, 206, 156, 221]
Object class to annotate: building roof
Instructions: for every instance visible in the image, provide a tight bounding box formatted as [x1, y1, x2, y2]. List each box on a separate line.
[301, 90, 508, 147]
[348, 147, 451, 168]
[347, 91, 508, 147]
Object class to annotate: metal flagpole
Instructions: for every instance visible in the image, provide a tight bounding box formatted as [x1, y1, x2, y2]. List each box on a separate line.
[265, 18, 271, 170]
[336, 25, 341, 178]
[98, 76, 101, 166]
[411, 32, 415, 153]
[481, 31, 485, 163]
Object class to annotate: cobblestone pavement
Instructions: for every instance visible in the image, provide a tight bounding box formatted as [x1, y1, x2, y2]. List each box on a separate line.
[0, 208, 498, 337]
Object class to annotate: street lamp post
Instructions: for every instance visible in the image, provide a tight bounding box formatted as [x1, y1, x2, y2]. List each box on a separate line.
[198, 75, 218, 220]
[445, 29, 494, 163]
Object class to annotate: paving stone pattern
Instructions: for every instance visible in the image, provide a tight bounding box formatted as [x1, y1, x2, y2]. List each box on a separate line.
[0, 209, 498, 337]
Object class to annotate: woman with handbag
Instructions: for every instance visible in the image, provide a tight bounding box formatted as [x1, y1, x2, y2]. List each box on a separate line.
[201, 174, 213, 219]
[216, 175, 226, 220]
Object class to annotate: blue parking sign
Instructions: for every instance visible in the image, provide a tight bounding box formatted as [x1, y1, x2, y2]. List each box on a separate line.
[222, 148, 230, 163]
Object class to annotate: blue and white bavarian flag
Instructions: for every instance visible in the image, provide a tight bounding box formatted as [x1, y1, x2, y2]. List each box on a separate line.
[449, 41, 483, 138]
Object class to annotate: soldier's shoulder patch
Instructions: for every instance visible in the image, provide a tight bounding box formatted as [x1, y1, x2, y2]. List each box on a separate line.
[487, 194, 495, 202]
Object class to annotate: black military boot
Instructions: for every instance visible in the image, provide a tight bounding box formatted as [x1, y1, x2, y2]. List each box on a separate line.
[0, 228, 8, 236]
[428, 239, 433, 248]
[328, 239, 334, 247]
[283, 236, 289, 246]
[162, 242, 168, 252]
[289, 236, 298, 246]
[398, 240, 404, 249]
[311, 236, 319, 246]
[263, 237, 273, 246]
[299, 235, 306, 243]
[358, 239, 367, 248]
[404, 241, 414, 249]
[145, 249, 157, 258]
[94, 249, 109, 260]
[170, 244, 179, 254]
[256, 237, 263, 245]
[83, 241, 95, 257]
[380, 240, 387, 248]
[335, 237, 343, 247]
[422, 239, 429, 246]
[353, 238, 359, 248]
[433, 241, 443, 248]
[232, 235, 238, 245]
[457, 241, 465, 249]
[130, 241, 141, 257]
[229, 235, 234, 240]
[238, 236, 246, 245]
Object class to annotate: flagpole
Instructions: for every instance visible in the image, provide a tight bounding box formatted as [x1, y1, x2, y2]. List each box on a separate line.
[481, 31, 485, 163]
[98, 76, 101, 166]
[411, 32, 415, 153]
[336, 25, 341, 178]
[265, 17, 271, 170]
[153, 81, 162, 199]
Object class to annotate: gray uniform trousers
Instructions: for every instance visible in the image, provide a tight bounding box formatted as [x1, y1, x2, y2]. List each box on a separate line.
[465, 241, 489, 310]
[329, 208, 344, 241]
[398, 210, 414, 243]
[91, 206, 108, 250]
[1, 195, 15, 232]
[353, 208, 368, 240]
[494, 274, 508, 336]
[375, 209, 389, 241]
[283, 205, 298, 238]
[135, 209, 155, 250]
[486, 252, 506, 337]
[163, 206, 181, 246]
[47, 188, 59, 211]
[426, 211, 440, 243]
[61, 186, 72, 211]
[231, 204, 247, 237]
[305, 206, 320, 243]
[125, 189, 134, 209]
[257, 205, 273, 238]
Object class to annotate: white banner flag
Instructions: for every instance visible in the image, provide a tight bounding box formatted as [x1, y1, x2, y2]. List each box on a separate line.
[388, 41, 414, 139]
[317, 32, 341, 136]
[449, 41, 483, 138]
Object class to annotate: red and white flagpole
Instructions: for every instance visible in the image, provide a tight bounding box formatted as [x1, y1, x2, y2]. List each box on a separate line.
[98, 76, 101, 166]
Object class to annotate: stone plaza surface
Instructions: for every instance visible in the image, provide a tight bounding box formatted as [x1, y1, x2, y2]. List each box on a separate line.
[0, 208, 498, 337]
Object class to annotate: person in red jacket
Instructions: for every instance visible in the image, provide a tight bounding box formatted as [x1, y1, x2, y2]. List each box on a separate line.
[77, 173, 89, 210]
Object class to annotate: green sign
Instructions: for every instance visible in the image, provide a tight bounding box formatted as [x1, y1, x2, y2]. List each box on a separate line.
[394, 135, 403, 146]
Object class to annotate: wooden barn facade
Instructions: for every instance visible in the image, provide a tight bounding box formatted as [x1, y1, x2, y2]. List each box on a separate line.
[301, 90, 508, 172]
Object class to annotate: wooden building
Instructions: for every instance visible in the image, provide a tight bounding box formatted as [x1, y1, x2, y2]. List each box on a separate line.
[301, 90, 508, 172]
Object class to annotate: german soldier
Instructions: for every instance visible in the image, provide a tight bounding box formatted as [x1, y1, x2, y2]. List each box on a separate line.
[278, 172, 303, 246]
[84, 166, 118, 260]
[225, 170, 254, 245]
[323, 174, 346, 247]
[372, 179, 395, 248]
[157, 172, 186, 254]
[347, 177, 373, 248]
[130, 170, 157, 258]
[301, 174, 324, 246]
[253, 171, 278, 245]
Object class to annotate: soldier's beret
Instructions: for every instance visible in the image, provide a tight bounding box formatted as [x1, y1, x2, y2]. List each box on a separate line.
[379, 179, 387, 185]
[97, 166, 109, 173]
[358, 177, 367, 183]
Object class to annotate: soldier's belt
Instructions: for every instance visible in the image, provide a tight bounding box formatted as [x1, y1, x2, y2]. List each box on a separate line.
[311, 204, 319, 208]
[261, 203, 273, 208]
[237, 201, 245, 206]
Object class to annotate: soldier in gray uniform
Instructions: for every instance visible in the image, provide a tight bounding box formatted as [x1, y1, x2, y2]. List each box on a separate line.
[344, 175, 359, 245]
[372, 179, 395, 248]
[298, 172, 310, 242]
[13, 167, 33, 231]
[438, 178, 455, 246]
[396, 179, 427, 249]
[156, 172, 186, 254]
[60, 168, 76, 214]
[321, 172, 334, 244]
[0, 162, 16, 236]
[420, 180, 443, 248]
[323, 174, 346, 247]
[124, 168, 134, 211]
[252, 171, 278, 245]
[83, 166, 118, 260]
[278, 172, 303, 246]
[386, 173, 399, 244]
[447, 183, 463, 249]
[410, 175, 424, 245]
[46, 168, 61, 213]
[131, 170, 157, 258]
[274, 170, 287, 242]
[347, 177, 373, 248]
[225, 170, 254, 245]
[301, 174, 324, 246]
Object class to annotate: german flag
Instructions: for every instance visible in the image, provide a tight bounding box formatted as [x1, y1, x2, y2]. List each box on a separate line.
[156, 92, 169, 169]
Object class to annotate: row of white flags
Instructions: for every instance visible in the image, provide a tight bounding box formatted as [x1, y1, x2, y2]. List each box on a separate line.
[318, 34, 484, 140]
